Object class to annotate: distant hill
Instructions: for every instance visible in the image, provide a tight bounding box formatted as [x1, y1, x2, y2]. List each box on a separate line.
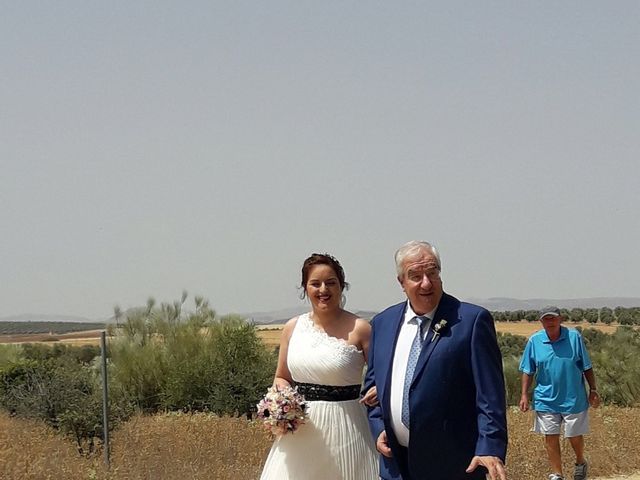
[243, 297, 640, 325]
[3, 297, 640, 325]
[0, 313, 95, 323]
[240, 307, 380, 325]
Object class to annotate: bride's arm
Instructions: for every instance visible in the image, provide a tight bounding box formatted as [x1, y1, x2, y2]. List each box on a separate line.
[273, 317, 297, 389]
[356, 318, 379, 406]
[354, 317, 371, 362]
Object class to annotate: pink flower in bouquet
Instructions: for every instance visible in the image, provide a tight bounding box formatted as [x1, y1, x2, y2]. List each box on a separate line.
[256, 385, 307, 436]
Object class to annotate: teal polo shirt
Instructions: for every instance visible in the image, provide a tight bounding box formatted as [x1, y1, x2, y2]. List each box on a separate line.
[519, 326, 592, 414]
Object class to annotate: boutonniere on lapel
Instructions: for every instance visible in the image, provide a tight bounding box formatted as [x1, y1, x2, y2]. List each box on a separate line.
[431, 319, 448, 343]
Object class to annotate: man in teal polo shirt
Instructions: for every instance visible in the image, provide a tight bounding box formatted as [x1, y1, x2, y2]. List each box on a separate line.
[519, 306, 600, 480]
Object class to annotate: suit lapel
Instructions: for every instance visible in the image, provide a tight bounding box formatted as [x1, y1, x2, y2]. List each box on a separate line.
[411, 293, 455, 384]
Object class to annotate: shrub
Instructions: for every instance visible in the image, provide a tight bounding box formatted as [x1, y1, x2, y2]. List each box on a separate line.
[205, 316, 276, 416]
[20, 343, 101, 364]
[108, 296, 277, 417]
[0, 344, 21, 365]
[498, 333, 529, 405]
[588, 326, 640, 406]
[0, 351, 132, 455]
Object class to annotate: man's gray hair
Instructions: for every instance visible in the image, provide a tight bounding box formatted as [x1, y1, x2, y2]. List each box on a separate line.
[395, 240, 441, 277]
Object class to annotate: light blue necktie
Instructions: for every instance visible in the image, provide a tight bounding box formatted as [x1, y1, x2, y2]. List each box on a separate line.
[401, 315, 428, 428]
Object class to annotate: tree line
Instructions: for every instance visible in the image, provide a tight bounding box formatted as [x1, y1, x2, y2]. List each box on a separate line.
[0, 321, 106, 336]
[1, 295, 639, 457]
[492, 306, 640, 325]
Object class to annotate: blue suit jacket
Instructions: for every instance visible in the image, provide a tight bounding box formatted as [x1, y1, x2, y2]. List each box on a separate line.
[365, 293, 507, 480]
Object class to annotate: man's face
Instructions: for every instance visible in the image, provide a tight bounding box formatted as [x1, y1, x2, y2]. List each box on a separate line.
[398, 251, 443, 316]
[540, 313, 562, 333]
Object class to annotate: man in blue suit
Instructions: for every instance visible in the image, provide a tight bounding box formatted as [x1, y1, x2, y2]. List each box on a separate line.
[365, 241, 508, 480]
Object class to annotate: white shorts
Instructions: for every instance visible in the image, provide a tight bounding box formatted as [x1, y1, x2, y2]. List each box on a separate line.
[533, 410, 589, 437]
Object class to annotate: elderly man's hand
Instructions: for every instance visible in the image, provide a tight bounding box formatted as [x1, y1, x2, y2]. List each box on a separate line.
[376, 430, 393, 458]
[359, 386, 379, 406]
[466, 456, 507, 480]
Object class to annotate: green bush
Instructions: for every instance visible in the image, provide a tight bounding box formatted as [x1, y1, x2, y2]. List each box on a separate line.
[497, 333, 529, 405]
[205, 316, 276, 416]
[20, 343, 100, 364]
[497, 332, 527, 358]
[0, 356, 124, 455]
[0, 344, 22, 365]
[0, 345, 132, 455]
[586, 326, 640, 406]
[108, 295, 277, 416]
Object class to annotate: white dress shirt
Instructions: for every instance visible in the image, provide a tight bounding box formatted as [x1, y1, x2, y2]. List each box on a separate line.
[389, 301, 437, 447]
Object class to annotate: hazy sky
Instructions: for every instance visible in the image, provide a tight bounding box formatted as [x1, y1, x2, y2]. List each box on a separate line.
[2, 2, 638, 319]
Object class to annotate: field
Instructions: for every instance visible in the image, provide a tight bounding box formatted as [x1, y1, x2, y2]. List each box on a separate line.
[0, 321, 625, 349]
[0, 321, 106, 335]
[255, 321, 624, 349]
[1, 407, 638, 479]
[0, 329, 103, 346]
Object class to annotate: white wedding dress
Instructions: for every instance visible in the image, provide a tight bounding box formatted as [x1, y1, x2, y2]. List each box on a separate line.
[259, 313, 379, 480]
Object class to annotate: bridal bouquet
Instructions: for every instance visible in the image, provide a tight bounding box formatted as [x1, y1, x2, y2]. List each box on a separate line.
[256, 385, 307, 436]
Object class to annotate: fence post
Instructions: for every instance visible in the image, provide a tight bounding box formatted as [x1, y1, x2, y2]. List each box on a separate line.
[100, 330, 110, 469]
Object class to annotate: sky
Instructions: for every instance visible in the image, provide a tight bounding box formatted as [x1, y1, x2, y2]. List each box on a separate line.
[1, 1, 639, 320]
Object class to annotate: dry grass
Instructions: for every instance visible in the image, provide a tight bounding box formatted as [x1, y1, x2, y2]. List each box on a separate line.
[1, 407, 638, 480]
[495, 321, 624, 337]
[0, 412, 272, 480]
[255, 326, 285, 349]
[0, 412, 95, 480]
[0, 329, 103, 346]
[509, 406, 640, 479]
[256, 321, 627, 350]
[105, 413, 271, 479]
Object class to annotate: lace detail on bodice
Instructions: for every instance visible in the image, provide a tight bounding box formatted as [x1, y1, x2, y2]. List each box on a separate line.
[296, 313, 363, 354]
[287, 313, 366, 387]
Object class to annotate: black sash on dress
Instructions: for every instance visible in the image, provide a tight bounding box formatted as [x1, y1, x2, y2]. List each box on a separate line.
[295, 382, 361, 402]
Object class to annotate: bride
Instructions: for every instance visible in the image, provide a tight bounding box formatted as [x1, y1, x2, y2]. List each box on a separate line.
[259, 253, 379, 480]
